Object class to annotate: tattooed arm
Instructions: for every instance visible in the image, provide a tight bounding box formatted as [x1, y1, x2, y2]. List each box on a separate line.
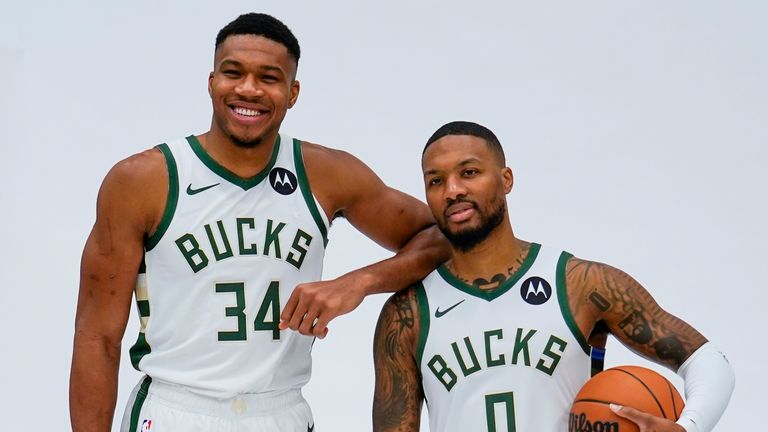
[373, 287, 424, 432]
[566, 257, 707, 371]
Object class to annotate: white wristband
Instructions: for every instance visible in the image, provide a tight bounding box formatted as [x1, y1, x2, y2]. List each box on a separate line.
[675, 342, 735, 432]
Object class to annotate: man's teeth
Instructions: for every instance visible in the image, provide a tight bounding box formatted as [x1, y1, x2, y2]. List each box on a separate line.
[234, 107, 263, 117]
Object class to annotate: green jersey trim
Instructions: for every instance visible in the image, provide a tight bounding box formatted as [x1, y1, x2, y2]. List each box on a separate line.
[436, 243, 541, 301]
[129, 332, 151, 370]
[293, 138, 329, 246]
[145, 143, 179, 251]
[186, 134, 280, 191]
[556, 251, 591, 356]
[415, 283, 430, 369]
[128, 376, 152, 432]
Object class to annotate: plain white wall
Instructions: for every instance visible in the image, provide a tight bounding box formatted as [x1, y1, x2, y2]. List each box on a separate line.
[1, 1, 764, 429]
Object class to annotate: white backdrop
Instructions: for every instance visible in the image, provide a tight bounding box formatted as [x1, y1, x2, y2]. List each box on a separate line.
[1, 1, 764, 430]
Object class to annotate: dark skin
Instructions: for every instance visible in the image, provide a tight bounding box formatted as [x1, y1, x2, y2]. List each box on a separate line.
[70, 34, 449, 432]
[372, 135, 706, 432]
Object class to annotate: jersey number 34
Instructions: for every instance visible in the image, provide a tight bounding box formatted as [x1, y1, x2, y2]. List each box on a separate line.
[215, 281, 281, 341]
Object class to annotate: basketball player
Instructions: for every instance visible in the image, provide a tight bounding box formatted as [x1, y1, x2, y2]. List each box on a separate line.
[70, 13, 449, 432]
[372, 121, 734, 432]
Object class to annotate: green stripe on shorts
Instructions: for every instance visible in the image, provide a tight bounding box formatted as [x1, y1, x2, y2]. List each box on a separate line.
[129, 376, 152, 432]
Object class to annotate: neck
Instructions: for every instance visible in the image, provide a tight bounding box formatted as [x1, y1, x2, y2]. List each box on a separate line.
[447, 221, 530, 290]
[199, 126, 279, 178]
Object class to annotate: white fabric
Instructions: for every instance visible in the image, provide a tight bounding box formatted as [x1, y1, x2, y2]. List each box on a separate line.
[134, 134, 327, 398]
[120, 377, 315, 432]
[675, 342, 735, 432]
[419, 245, 591, 432]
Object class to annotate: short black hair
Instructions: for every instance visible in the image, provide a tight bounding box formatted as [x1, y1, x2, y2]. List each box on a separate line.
[215, 13, 300, 65]
[423, 121, 506, 165]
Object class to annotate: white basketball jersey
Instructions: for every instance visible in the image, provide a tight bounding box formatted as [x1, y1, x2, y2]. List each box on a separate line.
[129, 134, 328, 398]
[417, 244, 591, 432]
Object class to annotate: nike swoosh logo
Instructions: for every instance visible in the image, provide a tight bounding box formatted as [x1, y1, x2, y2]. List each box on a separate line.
[186, 183, 220, 195]
[435, 299, 466, 318]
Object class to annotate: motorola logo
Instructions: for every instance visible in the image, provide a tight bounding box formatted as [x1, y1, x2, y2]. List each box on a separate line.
[269, 167, 298, 195]
[520, 276, 552, 305]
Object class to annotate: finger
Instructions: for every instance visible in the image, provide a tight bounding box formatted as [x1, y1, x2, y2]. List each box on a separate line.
[298, 309, 321, 336]
[280, 288, 301, 329]
[286, 295, 311, 331]
[610, 404, 645, 424]
[311, 313, 331, 338]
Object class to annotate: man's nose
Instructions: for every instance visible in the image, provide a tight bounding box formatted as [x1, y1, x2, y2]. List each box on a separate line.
[235, 75, 265, 97]
[444, 176, 467, 202]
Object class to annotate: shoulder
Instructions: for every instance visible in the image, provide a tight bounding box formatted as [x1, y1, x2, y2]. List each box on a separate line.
[299, 140, 375, 178]
[104, 147, 167, 188]
[565, 255, 632, 290]
[385, 285, 421, 315]
[564, 254, 652, 318]
[564, 256, 618, 297]
[376, 285, 421, 350]
[298, 140, 388, 216]
[97, 147, 168, 234]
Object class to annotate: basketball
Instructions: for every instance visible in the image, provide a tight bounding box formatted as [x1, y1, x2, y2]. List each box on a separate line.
[569, 365, 684, 432]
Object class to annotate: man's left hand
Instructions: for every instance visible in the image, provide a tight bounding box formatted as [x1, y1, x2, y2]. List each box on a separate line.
[279, 274, 368, 338]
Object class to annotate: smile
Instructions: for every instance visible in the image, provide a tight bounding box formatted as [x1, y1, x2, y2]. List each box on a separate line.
[232, 107, 264, 117]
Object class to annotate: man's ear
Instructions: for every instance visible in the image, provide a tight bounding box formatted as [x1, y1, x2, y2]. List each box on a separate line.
[502, 167, 513, 193]
[288, 80, 300, 108]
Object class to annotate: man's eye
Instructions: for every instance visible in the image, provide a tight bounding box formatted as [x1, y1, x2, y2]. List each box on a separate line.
[463, 169, 478, 176]
[428, 178, 442, 186]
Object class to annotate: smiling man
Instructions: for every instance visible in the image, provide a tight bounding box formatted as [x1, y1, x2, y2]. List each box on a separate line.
[69, 13, 448, 432]
[372, 121, 734, 432]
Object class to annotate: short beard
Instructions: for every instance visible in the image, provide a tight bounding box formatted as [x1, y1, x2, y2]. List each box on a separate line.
[231, 135, 263, 149]
[438, 199, 506, 253]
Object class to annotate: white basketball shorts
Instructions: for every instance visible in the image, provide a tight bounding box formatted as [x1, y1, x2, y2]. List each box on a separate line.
[120, 377, 315, 432]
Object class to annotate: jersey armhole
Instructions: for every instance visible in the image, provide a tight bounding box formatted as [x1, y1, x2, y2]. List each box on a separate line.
[555, 251, 592, 356]
[145, 143, 179, 251]
[293, 138, 329, 247]
[414, 282, 430, 369]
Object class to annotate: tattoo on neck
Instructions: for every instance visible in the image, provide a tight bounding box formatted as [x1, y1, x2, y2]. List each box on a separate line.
[471, 272, 510, 289]
[456, 254, 529, 290]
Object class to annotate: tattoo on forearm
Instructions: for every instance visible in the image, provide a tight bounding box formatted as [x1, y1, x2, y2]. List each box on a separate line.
[653, 336, 686, 365]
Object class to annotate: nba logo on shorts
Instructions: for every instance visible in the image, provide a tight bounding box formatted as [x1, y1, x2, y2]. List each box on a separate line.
[141, 419, 152, 431]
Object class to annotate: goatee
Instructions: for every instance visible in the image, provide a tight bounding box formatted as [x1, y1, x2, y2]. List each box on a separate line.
[439, 198, 506, 253]
[232, 135, 263, 148]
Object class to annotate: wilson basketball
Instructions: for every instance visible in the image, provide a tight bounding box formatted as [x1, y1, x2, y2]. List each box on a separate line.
[569, 365, 684, 432]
